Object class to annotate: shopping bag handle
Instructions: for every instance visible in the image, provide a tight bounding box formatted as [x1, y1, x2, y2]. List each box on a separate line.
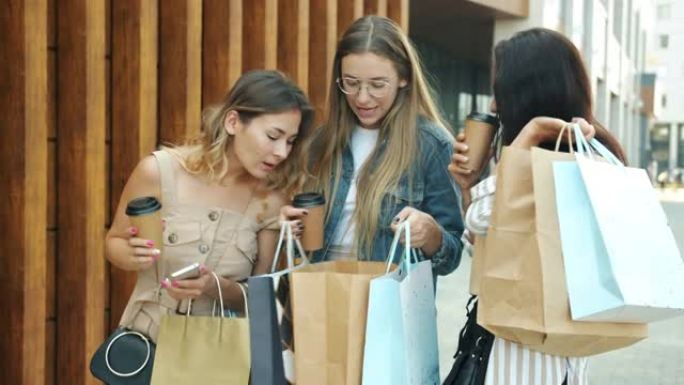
[568, 123, 624, 166]
[385, 221, 418, 274]
[270, 221, 309, 274]
[187, 272, 249, 319]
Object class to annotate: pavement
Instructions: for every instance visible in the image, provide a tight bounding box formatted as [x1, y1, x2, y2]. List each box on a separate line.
[435, 192, 684, 384]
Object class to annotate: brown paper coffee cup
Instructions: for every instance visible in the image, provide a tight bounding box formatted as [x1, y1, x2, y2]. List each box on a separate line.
[462, 112, 499, 174]
[293, 193, 326, 251]
[126, 196, 163, 251]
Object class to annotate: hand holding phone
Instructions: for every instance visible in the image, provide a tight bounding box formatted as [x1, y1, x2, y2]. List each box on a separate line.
[167, 262, 202, 281]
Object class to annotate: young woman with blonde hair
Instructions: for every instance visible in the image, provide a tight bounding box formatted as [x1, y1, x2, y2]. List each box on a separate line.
[283, 15, 464, 274]
[106, 70, 313, 342]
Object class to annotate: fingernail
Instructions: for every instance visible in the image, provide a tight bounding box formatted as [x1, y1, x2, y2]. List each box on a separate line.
[172, 280, 179, 288]
[153, 248, 161, 255]
[161, 280, 169, 288]
[199, 264, 207, 273]
[146, 240, 154, 247]
[128, 227, 138, 235]
[303, 210, 309, 216]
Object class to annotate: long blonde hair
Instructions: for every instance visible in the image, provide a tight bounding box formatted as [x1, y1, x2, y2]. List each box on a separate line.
[167, 70, 313, 195]
[305, 16, 451, 257]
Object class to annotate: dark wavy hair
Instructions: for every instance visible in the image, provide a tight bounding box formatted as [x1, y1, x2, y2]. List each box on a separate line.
[493, 28, 626, 163]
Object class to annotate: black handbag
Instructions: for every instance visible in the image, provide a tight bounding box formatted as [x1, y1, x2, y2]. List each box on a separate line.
[90, 328, 155, 385]
[443, 296, 495, 385]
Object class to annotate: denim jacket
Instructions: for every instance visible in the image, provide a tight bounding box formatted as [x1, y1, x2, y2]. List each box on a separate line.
[312, 117, 465, 276]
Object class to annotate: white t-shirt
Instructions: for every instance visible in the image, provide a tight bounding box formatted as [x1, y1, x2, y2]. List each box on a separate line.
[331, 126, 380, 248]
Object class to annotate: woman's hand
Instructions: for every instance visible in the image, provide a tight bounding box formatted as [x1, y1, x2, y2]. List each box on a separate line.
[279, 204, 307, 238]
[120, 226, 160, 271]
[163, 266, 215, 301]
[512, 116, 595, 149]
[448, 132, 482, 190]
[390, 207, 442, 257]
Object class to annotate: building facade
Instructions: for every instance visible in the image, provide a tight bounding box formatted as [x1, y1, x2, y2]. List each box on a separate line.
[413, 0, 655, 166]
[649, 0, 684, 179]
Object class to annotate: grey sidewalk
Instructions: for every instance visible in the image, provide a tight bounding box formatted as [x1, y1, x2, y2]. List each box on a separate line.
[435, 256, 684, 385]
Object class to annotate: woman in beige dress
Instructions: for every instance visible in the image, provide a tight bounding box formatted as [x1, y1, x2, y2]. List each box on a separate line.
[105, 70, 313, 341]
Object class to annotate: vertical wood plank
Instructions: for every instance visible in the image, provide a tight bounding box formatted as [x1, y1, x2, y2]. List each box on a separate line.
[159, 0, 202, 144]
[364, 0, 387, 16]
[47, 144, 56, 320]
[243, 0, 278, 71]
[277, 0, 309, 90]
[309, 0, 337, 124]
[387, 0, 409, 32]
[110, 0, 159, 331]
[337, 0, 362, 39]
[0, 1, 48, 384]
[56, 0, 106, 383]
[202, 0, 242, 107]
[0, 1, 48, 385]
[47, 0, 57, 382]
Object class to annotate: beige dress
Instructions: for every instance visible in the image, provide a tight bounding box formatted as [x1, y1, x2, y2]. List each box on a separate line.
[118, 150, 278, 341]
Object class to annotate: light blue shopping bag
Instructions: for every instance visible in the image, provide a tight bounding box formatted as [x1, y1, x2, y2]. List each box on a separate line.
[554, 124, 684, 323]
[554, 160, 625, 320]
[362, 222, 440, 385]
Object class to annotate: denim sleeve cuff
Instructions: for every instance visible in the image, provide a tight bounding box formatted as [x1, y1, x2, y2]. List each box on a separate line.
[429, 226, 462, 275]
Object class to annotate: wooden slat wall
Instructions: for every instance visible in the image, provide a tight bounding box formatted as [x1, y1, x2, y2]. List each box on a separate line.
[278, 0, 310, 90]
[56, 1, 107, 385]
[388, 0, 409, 32]
[309, 0, 338, 122]
[202, 0, 243, 108]
[1, 1, 409, 384]
[159, 0, 203, 144]
[0, 1, 48, 385]
[364, 0, 388, 17]
[109, 0, 160, 329]
[337, 0, 363, 39]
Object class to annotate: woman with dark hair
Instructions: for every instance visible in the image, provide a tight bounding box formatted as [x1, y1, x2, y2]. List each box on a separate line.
[449, 28, 627, 385]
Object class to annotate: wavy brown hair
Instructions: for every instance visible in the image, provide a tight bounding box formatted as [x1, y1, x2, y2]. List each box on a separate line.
[168, 70, 314, 195]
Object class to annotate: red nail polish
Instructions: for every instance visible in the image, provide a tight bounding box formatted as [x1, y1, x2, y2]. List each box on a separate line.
[172, 280, 179, 288]
[161, 280, 168, 288]
[129, 227, 138, 235]
[146, 240, 154, 247]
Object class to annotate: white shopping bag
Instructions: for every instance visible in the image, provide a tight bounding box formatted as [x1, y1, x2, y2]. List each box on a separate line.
[556, 124, 684, 323]
[362, 221, 440, 385]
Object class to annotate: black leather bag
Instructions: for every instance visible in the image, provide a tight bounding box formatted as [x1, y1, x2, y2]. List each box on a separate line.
[90, 328, 155, 385]
[443, 296, 495, 385]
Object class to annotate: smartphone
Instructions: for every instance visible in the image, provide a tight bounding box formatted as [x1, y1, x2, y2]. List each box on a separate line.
[168, 262, 202, 281]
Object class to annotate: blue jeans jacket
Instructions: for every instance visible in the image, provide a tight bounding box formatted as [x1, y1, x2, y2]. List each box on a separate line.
[312, 118, 465, 276]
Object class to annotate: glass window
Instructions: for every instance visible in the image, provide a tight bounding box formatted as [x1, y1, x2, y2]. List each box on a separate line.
[660, 34, 670, 49]
[657, 3, 671, 20]
[613, 0, 623, 43]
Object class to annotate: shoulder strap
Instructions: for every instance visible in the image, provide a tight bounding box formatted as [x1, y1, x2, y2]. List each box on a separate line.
[152, 150, 178, 207]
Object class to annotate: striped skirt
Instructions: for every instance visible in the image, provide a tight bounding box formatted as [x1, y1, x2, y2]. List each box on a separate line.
[485, 338, 589, 385]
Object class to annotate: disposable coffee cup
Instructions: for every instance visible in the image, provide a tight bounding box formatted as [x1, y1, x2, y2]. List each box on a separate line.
[126, 196, 163, 251]
[462, 112, 499, 173]
[293, 193, 326, 251]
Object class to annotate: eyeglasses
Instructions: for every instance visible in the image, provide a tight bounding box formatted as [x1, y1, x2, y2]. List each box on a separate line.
[336, 77, 392, 98]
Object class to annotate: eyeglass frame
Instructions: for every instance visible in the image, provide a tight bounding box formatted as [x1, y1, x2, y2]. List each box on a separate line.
[335, 76, 395, 98]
